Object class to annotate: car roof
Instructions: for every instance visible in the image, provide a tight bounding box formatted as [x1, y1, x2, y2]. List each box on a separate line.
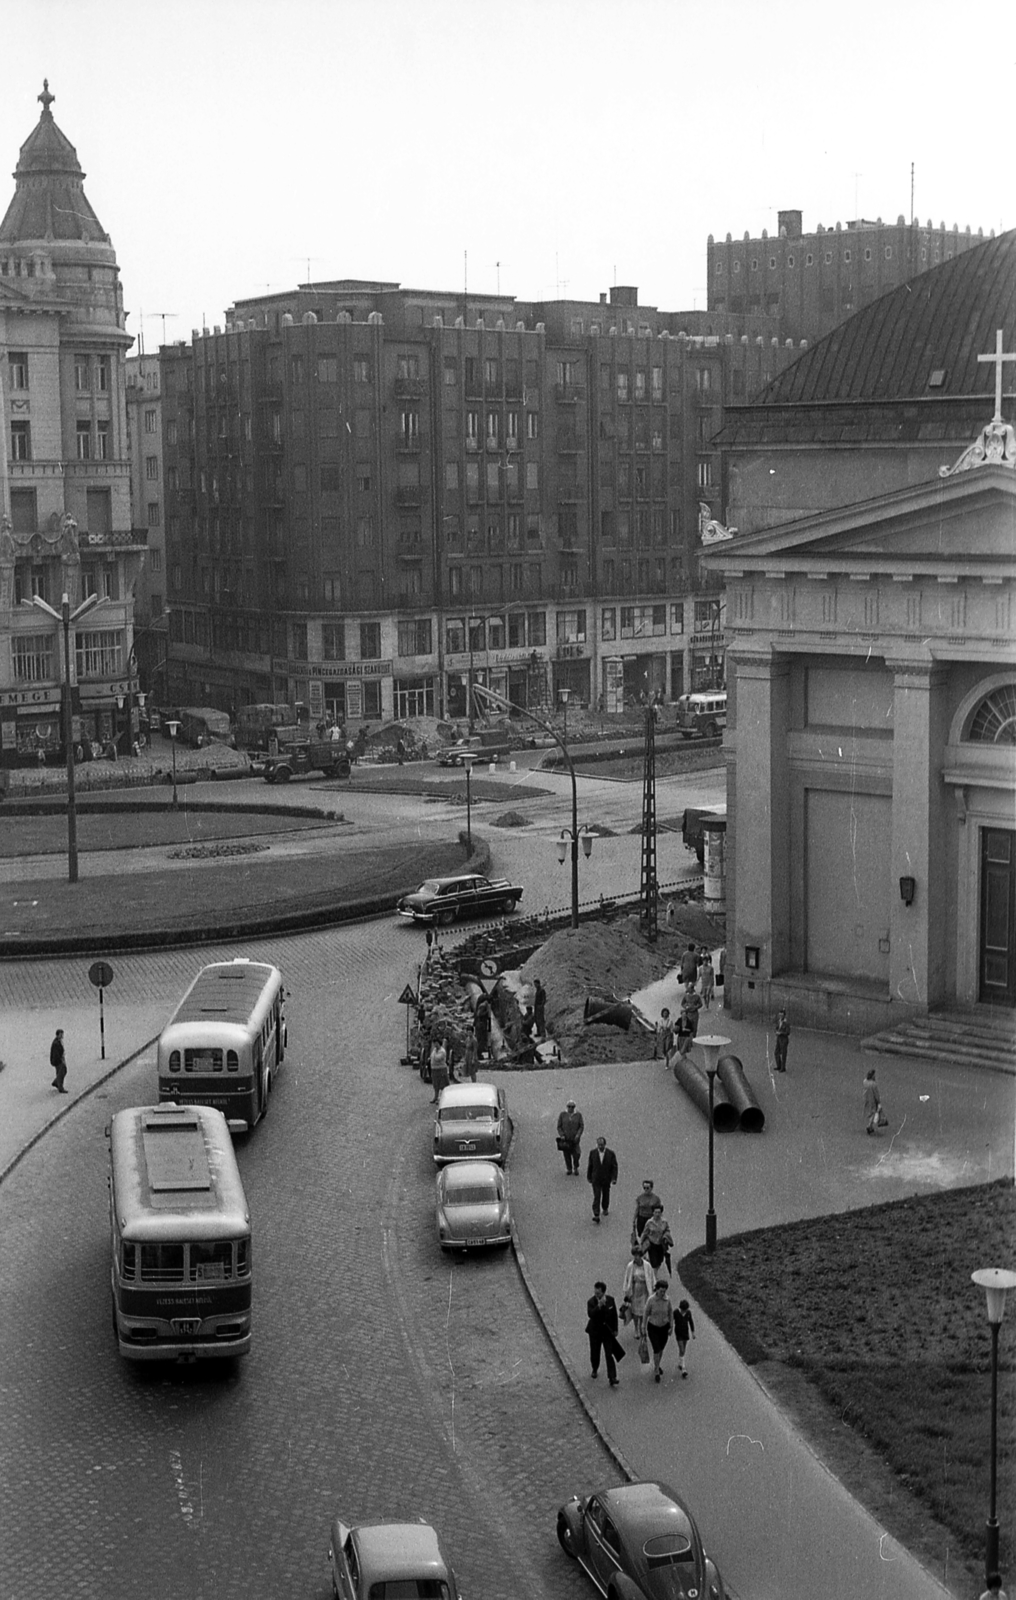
[441, 1159, 501, 1188]
[351, 1522, 449, 1578]
[598, 1481, 696, 1542]
[438, 1083, 499, 1109]
[429, 875, 480, 888]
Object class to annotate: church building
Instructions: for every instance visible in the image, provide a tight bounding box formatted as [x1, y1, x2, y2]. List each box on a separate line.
[705, 231, 1016, 1032]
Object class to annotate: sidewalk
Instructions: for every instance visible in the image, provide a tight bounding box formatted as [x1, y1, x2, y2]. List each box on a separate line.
[495, 1003, 1012, 1600]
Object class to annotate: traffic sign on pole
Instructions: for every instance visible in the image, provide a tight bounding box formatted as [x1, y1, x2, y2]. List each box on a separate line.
[88, 960, 115, 1060]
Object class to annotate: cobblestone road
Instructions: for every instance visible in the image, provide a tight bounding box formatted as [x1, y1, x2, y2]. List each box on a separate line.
[0, 916, 616, 1598]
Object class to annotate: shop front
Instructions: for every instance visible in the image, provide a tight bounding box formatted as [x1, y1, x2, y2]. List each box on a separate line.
[298, 660, 391, 726]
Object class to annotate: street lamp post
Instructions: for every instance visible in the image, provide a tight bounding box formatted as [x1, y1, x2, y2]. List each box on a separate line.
[30, 590, 101, 884]
[972, 1267, 1016, 1584]
[559, 684, 570, 748]
[697, 1035, 731, 1253]
[165, 717, 181, 809]
[472, 680, 592, 928]
[462, 750, 476, 855]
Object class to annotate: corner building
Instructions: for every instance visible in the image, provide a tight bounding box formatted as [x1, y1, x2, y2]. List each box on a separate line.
[0, 85, 144, 764]
[160, 281, 809, 721]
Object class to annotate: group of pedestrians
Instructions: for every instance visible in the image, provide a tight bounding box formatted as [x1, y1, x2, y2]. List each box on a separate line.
[559, 1104, 697, 1388]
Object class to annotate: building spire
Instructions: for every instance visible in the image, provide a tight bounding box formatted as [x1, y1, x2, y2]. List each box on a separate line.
[38, 79, 55, 117]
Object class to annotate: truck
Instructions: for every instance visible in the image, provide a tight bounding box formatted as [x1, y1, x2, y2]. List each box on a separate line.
[263, 728, 350, 783]
[681, 804, 727, 863]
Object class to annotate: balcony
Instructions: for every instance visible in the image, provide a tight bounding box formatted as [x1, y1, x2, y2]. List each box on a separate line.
[394, 487, 422, 507]
[555, 384, 586, 404]
[395, 436, 421, 454]
[394, 377, 425, 398]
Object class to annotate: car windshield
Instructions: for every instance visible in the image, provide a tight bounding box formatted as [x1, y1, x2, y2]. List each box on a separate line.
[445, 1183, 499, 1206]
[439, 1104, 494, 1122]
[368, 1583, 452, 1599]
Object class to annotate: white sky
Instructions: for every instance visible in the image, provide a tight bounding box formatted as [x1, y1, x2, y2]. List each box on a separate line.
[3, 0, 1013, 351]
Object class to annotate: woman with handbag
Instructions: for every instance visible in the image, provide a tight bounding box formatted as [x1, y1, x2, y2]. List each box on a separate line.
[621, 1245, 655, 1339]
[644, 1279, 675, 1382]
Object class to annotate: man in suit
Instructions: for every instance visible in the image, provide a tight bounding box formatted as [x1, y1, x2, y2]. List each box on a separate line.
[586, 1135, 619, 1222]
[585, 1281, 624, 1386]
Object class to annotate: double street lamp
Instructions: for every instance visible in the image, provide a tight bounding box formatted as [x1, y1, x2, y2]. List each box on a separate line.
[971, 1267, 1016, 1585]
[462, 750, 476, 854]
[28, 590, 102, 884]
[472, 680, 593, 928]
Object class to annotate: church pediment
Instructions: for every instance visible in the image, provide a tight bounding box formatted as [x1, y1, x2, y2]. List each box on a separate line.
[704, 465, 1016, 575]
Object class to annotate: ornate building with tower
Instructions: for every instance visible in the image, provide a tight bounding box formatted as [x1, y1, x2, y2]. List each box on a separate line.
[0, 84, 144, 765]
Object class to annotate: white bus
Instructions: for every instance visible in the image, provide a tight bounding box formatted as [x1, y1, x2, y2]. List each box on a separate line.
[157, 959, 287, 1133]
[107, 1103, 252, 1362]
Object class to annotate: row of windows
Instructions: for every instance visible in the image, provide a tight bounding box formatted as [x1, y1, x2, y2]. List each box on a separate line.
[10, 421, 120, 463]
[11, 628, 124, 682]
[6, 353, 111, 391]
[717, 245, 899, 274]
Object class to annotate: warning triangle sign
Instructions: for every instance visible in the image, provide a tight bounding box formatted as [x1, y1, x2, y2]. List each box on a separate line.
[398, 985, 418, 1006]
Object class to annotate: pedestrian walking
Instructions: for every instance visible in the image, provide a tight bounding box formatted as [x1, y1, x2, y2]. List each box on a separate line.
[681, 983, 703, 1032]
[473, 995, 492, 1059]
[653, 1007, 674, 1061]
[632, 1179, 662, 1246]
[678, 942, 699, 986]
[664, 898, 676, 930]
[621, 1246, 655, 1338]
[429, 1037, 450, 1103]
[49, 1028, 67, 1094]
[586, 1136, 618, 1222]
[673, 1297, 696, 1378]
[863, 1068, 882, 1135]
[585, 1281, 624, 1386]
[675, 1006, 696, 1060]
[639, 1203, 674, 1276]
[460, 1033, 478, 1082]
[533, 978, 547, 1038]
[556, 1099, 584, 1175]
[645, 1279, 674, 1382]
[698, 952, 715, 1009]
[774, 1007, 790, 1072]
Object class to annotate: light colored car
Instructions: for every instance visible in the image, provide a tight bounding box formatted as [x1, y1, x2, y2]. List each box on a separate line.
[329, 1516, 459, 1599]
[436, 1159, 511, 1251]
[433, 1082, 509, 1166]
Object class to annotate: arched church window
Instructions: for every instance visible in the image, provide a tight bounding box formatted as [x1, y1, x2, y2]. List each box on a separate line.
[967, 684, 1016, 744]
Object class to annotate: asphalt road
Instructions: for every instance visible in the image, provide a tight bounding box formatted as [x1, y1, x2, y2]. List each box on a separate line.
[0, 920, 618, 1600]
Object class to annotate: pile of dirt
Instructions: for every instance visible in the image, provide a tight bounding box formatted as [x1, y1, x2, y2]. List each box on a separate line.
[511, 913, 711, 1066]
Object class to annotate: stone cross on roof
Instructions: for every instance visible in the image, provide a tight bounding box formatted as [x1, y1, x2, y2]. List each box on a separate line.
[978, 328, 1016, 423]
[38, 79, 55, 115]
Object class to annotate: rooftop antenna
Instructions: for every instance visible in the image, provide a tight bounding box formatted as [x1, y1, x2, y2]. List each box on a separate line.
[910, 162, 915, 227]
[291, 257, 324, 285]
[149, 311, 177, 345]
[853, 172, 862, 220]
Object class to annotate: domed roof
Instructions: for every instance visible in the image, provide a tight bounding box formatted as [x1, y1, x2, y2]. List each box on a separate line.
[763, 229, 1015, 406]
[716, 229, 1016, 449]
[0, 81, 109, 245]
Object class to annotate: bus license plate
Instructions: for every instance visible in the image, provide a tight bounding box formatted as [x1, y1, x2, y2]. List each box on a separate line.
[172, 1318, 202, 1335]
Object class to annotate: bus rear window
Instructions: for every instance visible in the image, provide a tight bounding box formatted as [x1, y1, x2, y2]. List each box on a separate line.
[140, 1243, 185, 1282]
[189, 1241, 234, 1282]
[185, 1049, 223, 1072]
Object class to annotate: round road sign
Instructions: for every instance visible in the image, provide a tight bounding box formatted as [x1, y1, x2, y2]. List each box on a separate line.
[88, 961, 114, 989]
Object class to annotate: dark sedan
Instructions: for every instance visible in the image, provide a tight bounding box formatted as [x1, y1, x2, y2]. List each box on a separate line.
[557, 1481, 725, 1600]
[397, 873, 523, 926]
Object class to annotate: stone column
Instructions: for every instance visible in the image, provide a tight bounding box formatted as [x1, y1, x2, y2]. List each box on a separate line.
[887, 661, 949, 1010]
[727, 649, 791, 1014]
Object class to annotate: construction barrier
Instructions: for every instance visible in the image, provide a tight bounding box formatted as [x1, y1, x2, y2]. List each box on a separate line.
[672, 1052, 739, 1132]
[717, 1053, 766, 1133]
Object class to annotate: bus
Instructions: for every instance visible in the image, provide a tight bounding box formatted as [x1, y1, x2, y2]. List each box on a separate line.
[675, 691, 727, 740]
[157, 959, 287, 1133]
[107, 1103, 252, 1362]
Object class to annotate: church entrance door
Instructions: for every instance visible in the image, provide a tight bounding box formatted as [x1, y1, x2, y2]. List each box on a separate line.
[980, 828, 1016, 1007]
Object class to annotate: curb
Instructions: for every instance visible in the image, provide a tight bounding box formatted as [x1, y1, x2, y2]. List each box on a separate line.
[0, 1032, 159, 1189]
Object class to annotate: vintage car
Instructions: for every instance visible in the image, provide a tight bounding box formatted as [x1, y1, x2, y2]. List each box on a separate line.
[263, 739, 350, 783]
[433, 1082, 510, 1167]
[436, 1158, 511, 1251]
[397, 874, 523, 926]
[557, 1480, 725, 1600]
[328, 1516, 459, 1599]
[438, 734, 509, 767]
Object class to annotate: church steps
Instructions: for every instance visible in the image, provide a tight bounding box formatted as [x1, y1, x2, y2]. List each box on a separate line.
[862, 1011, 1016, 1075]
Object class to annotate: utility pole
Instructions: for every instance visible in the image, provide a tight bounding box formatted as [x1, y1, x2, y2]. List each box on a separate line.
[640, 705, 658, 941]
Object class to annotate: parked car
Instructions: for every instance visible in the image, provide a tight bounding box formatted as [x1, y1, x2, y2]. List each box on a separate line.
[436, 1159, 511, 1251]
[439, 733, 510, 766]
[556, 1480, 725, 1600]
[433, 1082, 510, 1166]
[328, 1516, 459, 1599]
[397, 873, 523, 926]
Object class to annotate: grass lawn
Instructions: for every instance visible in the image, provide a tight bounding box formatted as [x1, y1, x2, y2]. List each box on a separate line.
[680, 1180, 1015, 1584]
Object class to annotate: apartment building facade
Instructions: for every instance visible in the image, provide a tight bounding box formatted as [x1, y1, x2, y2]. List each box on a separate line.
[0, 84, 144, 766]
[161, 280, 808, 723]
